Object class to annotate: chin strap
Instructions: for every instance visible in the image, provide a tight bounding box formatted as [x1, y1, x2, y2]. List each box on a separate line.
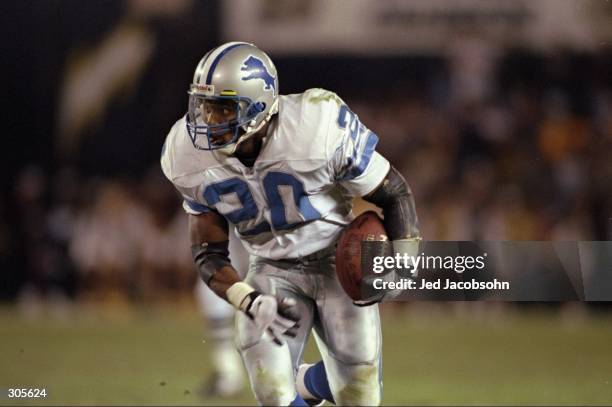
[216, 98, 279, 156]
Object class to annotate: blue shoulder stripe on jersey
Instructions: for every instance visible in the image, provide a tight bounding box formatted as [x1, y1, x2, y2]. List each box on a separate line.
[184, 199, 212, 214]
[342, 131, 379, 181]
[206, 43, 247, 85]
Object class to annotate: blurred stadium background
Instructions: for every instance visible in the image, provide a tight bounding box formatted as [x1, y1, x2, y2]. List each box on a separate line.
[1, 0, 611, 405]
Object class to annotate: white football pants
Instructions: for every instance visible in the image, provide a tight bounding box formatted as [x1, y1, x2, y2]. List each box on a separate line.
[235, 245, 382, 406]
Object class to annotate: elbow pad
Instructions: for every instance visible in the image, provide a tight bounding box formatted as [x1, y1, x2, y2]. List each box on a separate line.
[191, 241, 231, 284]
[363, 166, 420, 241]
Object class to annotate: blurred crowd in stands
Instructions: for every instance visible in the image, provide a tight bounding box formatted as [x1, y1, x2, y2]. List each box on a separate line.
[4, 165, 191, 308]
[363, 52, 612, 243]
[1, 1, 610, 305]
[2, 48, 610, 306]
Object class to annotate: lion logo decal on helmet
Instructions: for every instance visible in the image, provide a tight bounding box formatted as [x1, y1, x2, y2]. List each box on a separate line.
[241, 56, 276, 96]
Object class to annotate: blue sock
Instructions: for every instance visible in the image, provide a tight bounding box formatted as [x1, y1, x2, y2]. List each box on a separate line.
[304, 361, 335, 403]
[290, 394, 308, 406]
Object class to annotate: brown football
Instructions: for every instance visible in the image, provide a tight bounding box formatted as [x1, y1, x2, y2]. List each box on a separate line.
[335, 211, 389, 301]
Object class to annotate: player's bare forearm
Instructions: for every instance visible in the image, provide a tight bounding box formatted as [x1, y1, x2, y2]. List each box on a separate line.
[208, 265, 241, 300]
[189, 212, 240, 300]
[188, 212, 299, 346]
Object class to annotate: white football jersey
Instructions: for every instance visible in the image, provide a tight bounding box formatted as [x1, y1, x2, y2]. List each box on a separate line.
[161, 88, 389, 260]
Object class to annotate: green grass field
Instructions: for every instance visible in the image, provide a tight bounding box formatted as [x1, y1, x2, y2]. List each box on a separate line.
[1, 302, 611, 406]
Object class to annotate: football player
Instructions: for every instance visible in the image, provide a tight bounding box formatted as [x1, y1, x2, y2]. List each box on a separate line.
[161, 42, 420, 406]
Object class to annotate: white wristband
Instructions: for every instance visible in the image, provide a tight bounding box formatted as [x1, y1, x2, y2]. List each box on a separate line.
[226, 282, 256, 310]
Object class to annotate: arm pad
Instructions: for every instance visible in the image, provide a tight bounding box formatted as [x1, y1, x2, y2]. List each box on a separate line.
[363, 166, 420, 241]
[191, 241, 231, 284]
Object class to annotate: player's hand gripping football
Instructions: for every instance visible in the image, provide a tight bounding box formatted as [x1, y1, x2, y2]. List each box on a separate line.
[336, 212, 421, 307]
[353, 238, 421, 306]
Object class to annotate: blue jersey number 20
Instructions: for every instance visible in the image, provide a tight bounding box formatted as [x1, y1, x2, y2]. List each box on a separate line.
[203, 171, 320, 234]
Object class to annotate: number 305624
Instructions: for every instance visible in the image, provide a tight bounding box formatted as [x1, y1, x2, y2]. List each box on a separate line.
[8, 388, 47, 398]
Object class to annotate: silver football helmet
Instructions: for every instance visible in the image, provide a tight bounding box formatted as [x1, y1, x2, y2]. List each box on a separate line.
[186, 41, 279, 155]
